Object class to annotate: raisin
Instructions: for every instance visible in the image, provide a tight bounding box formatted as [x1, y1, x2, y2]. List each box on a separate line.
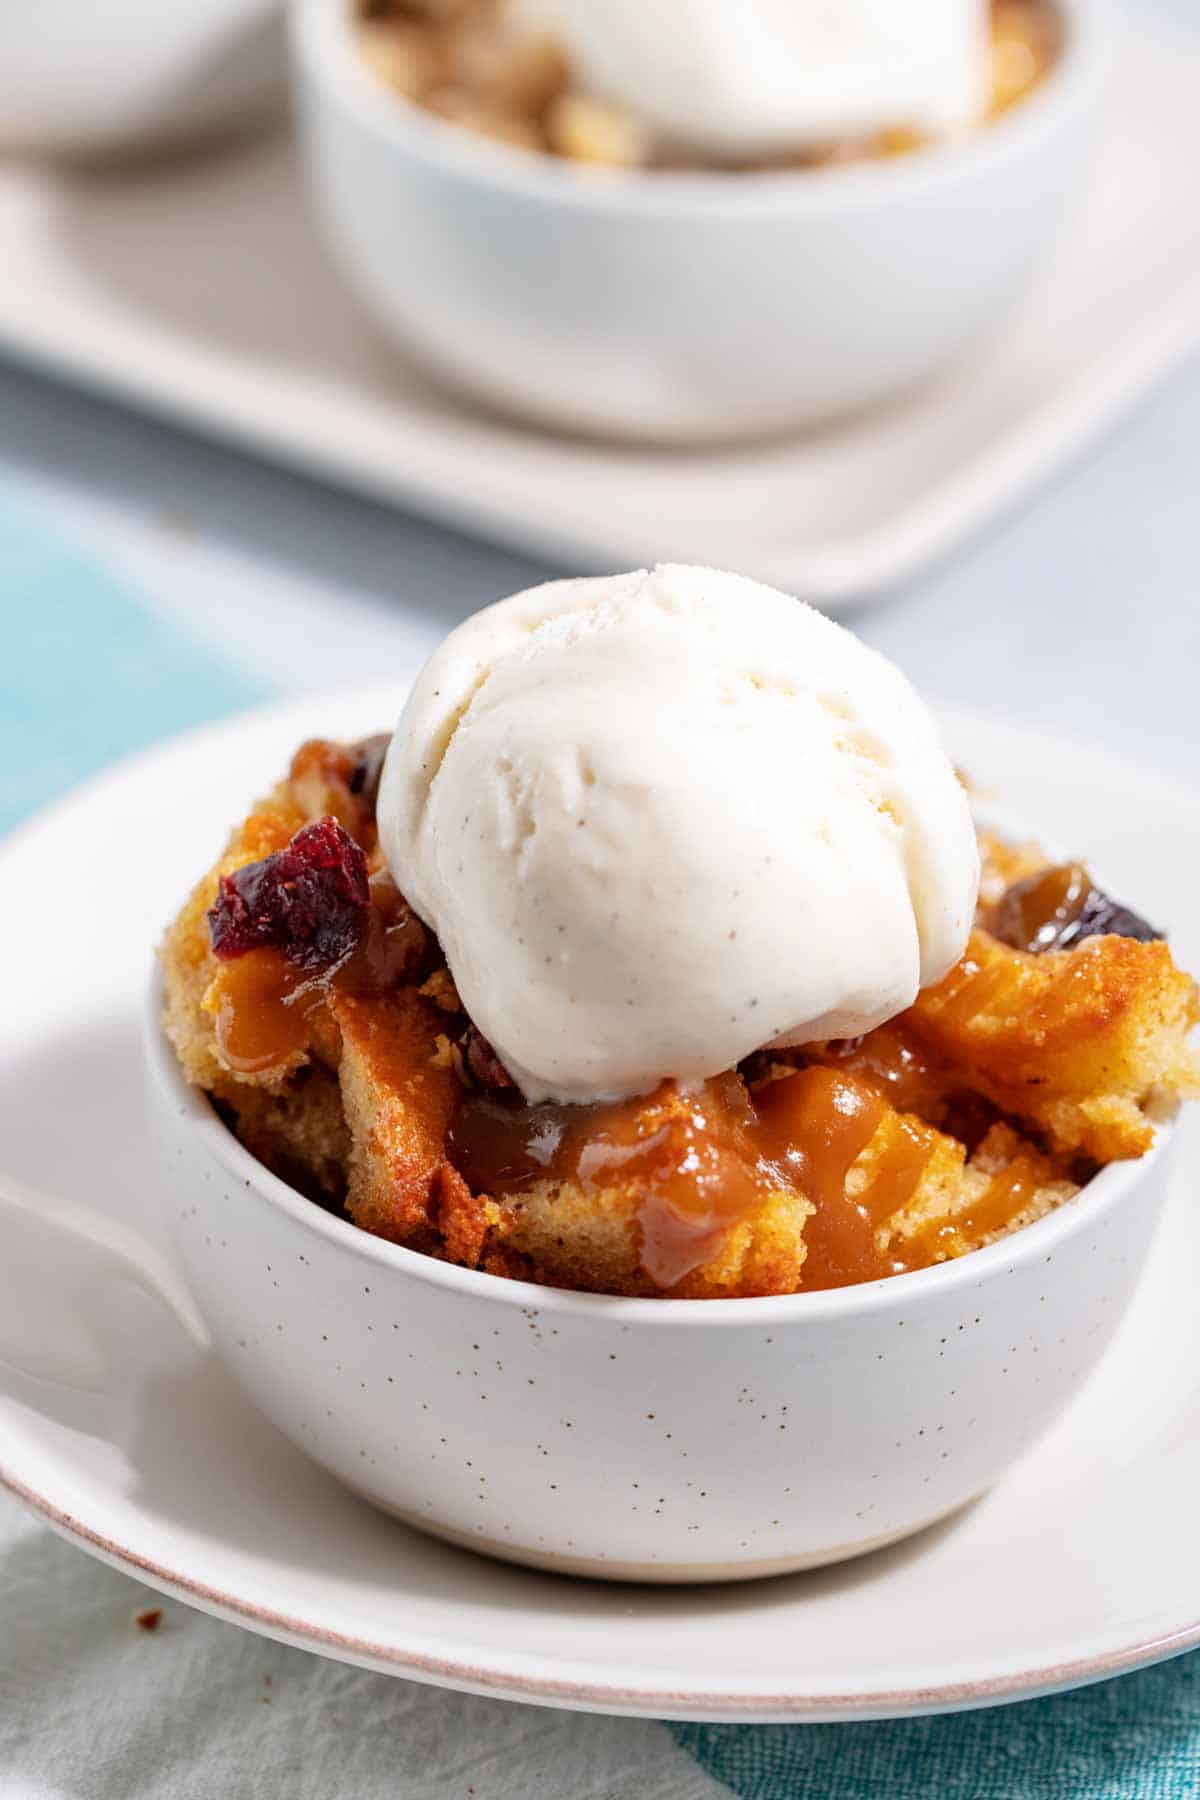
[207, 817, 370, 970]
[461, 1024, 516, 1090]
[990, 862, 1162, 954]
[347, 734, 391, 811]
[1065, 887, 1163, 949]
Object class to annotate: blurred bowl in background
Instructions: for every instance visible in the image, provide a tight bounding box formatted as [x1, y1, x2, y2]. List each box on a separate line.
[292, 0, 1112, 444]
[0, 0, 283, 156]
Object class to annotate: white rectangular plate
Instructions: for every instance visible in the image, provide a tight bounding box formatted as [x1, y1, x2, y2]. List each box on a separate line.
[0, 27, 1196, 609]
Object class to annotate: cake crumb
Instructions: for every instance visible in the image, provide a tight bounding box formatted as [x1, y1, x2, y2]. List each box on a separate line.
[134, 1608, 163, 1632]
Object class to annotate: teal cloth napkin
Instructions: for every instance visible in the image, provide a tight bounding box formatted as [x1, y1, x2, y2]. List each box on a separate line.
[0, 501, 266, 835]
[6, 499, 1199, 1800]
[674, 1661, 1200, 1797]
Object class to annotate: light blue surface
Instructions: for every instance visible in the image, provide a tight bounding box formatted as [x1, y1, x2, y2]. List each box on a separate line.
[0, 499, 269, 834]
[6, 493, 1200, 1795]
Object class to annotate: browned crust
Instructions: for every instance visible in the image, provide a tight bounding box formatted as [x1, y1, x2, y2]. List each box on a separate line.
[159, 782, 309, 1098]
[332, 988, 461, 1246]
[908, 928, 1200, 1161]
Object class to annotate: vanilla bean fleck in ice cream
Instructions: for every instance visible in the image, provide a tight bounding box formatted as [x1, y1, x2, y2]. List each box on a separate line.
[377, 565, 980, 1104]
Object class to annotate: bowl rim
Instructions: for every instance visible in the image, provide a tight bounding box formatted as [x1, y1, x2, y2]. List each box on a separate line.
[290, 0, 1114, 220]
[145, 961, 1172, 1329]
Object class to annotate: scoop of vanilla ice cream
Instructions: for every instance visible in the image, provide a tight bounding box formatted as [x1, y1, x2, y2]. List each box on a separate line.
[378, 566, 979, 1105]
[512, 0, 989, 156]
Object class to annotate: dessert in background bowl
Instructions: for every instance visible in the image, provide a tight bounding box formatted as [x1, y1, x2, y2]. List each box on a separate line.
[292, 0, 1109, 439]
[149, 566, 1196, 1579]
[354, 0, 1061, 173]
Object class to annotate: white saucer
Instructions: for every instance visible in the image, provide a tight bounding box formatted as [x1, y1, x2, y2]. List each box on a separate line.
[2, 685, 1199, 1724]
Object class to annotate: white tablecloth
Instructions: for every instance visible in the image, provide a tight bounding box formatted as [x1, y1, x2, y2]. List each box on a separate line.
[0, 1493, 726, 1800]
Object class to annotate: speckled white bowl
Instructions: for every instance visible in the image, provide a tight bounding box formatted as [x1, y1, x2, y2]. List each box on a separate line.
[291, 0, 1111, 441]
[145, 968, 1173, 1583]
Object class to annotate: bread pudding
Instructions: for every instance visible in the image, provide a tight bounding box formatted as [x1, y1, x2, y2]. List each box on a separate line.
[354, 0, 1062, 173]
[161, 738, 1198, 1300]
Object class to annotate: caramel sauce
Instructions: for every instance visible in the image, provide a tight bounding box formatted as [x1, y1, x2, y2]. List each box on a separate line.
[754, 1067, 887, 1286]
[349, 870, 430, 993]
[211, 867, 428, 1076]
[989, 861, 1091, 954]
[214, 948, 323, 1074]
[755, 1068, 939, 1289]
[958, 1160, 1040, 1238]
[448, 1074, 770, 1289]
[939, 953, 1013, 1030]
[446, 1061, 1032, 1292]
[817, 1025, 949, 1116]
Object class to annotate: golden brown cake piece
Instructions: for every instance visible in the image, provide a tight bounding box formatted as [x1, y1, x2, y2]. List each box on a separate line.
[747, 1064, 1079, 1287]
[507, 1176, 812, 1299]
[908, 928, 1200, 1161]
[448, 1063, 1081, 1296]
[885, 1121, 1080, 1265]
[332, 987, 462, 1246]
[224, 1067, 351, 1205]
[448, 1076, 816, 1299]
[160, 739, 399, 1202]
[161, 784, 309, 1098]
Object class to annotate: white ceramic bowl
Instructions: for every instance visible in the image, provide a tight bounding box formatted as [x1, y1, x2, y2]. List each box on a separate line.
[145, 969, 1172, 1584]
[0, 0, 282, 155]
[291, 0, 1111, 442]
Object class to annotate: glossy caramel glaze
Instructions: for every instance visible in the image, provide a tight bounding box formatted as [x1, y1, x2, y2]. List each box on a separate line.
[988, 861, 1093, 953]
[754, 1067, 932, 1289]
[213, 947, 322, 1075]
[814, 1024, 951, 1117]
[210, 868, 429, 1075]
[448, 1062, 1041, 1292]
[448, 1074, 769, 1289]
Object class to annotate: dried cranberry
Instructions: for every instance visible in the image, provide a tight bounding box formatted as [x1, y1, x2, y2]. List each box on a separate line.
[461, 1024, 516, 1090]
[990, 862, 1162, 954]
[208, 817, 370, 970]
[346, 734, 391, 811]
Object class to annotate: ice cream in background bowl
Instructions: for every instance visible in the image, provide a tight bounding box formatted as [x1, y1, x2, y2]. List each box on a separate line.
[378, 565, 979, 1104]
[354, 0, 1055, 169]
[509, 0, 992, 161]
